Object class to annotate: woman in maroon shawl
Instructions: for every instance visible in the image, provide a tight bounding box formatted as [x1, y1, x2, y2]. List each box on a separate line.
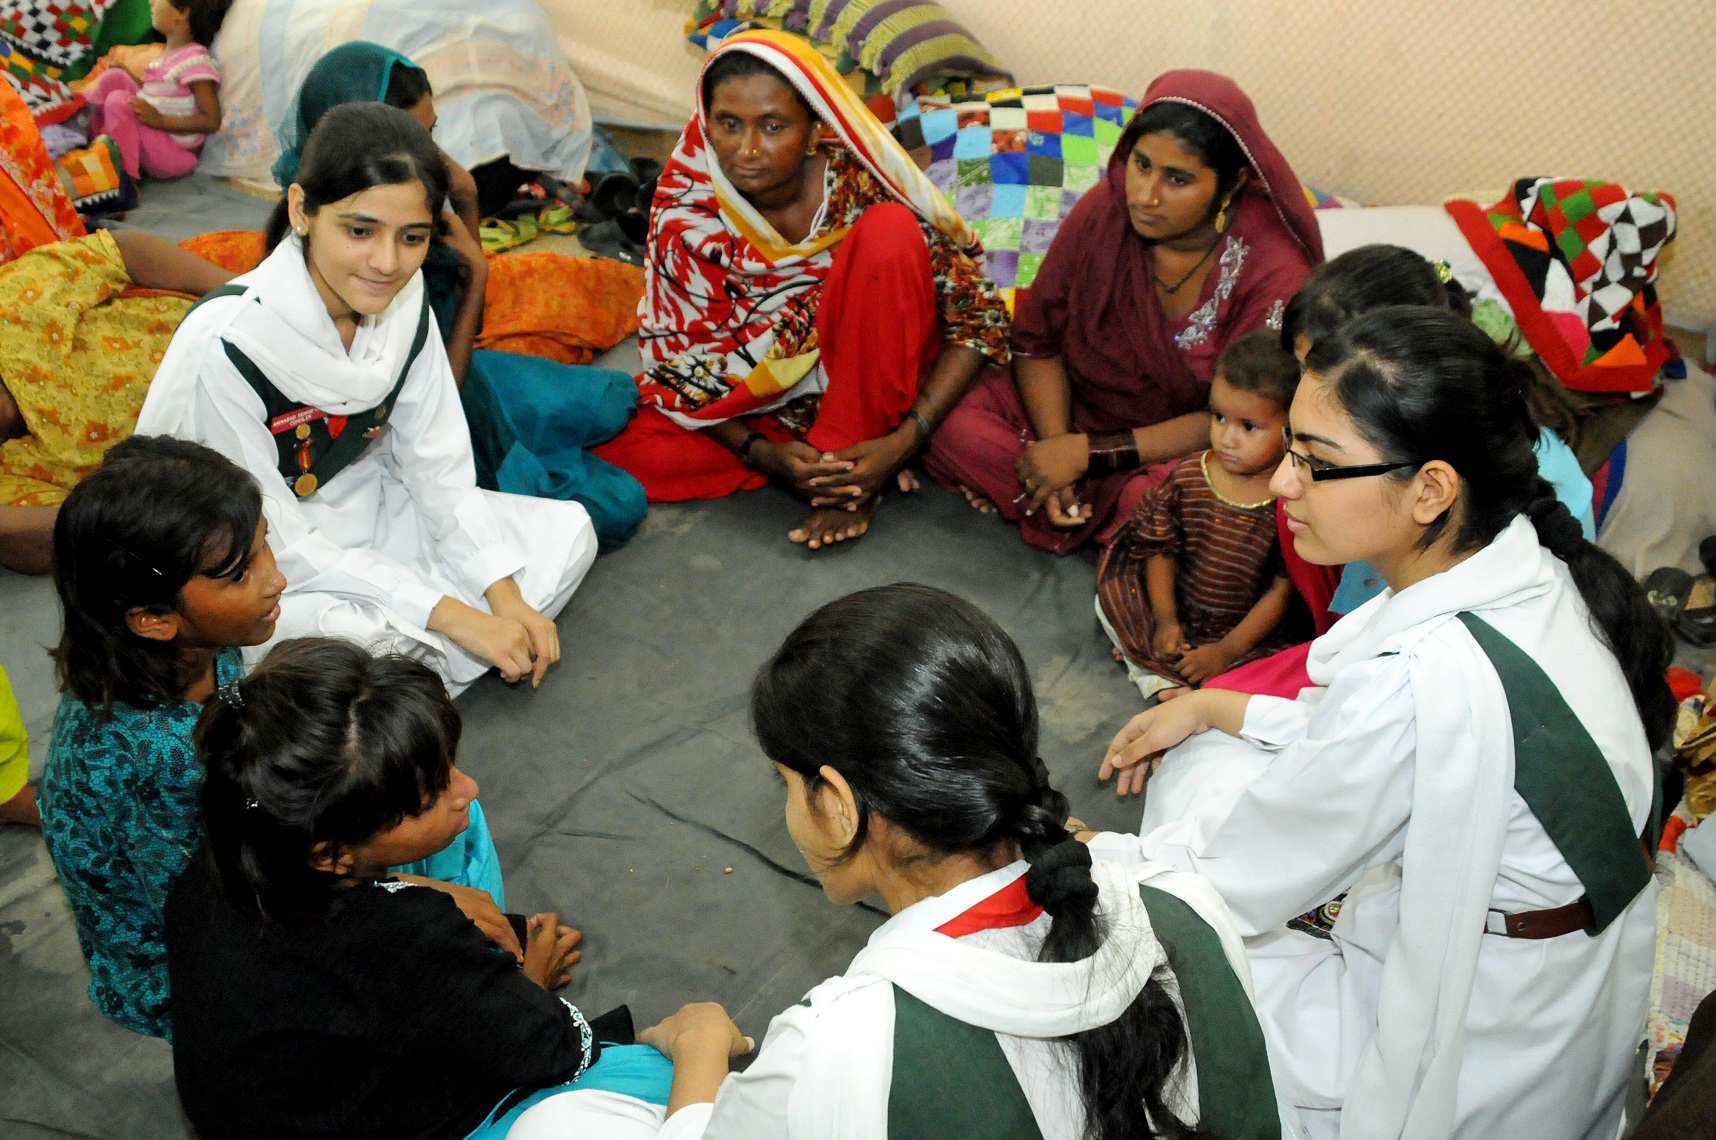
[924, 69, 1323, 553]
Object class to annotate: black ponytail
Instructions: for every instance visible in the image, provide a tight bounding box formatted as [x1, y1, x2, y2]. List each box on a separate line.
[1524, 489, 1676, 751]
[753, 584, 1197, 1140]
[1308, 307, 1674, 751]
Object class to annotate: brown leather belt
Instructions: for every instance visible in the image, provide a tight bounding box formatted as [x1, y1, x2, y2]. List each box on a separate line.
[1483, 898, 1595, 939]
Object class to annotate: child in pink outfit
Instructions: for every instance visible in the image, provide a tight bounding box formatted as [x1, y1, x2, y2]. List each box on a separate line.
[85, 0, 227, 180]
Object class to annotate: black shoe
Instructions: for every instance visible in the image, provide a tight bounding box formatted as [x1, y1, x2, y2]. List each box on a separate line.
[1643, 566, 1695, 624]
[1699, 535, 1716, 578]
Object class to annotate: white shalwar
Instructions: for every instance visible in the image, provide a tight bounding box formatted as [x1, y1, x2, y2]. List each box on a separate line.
[135, 237, 595, 694]
[551, 858, 1307, 1140]
[1091, 517, 1657, 1140]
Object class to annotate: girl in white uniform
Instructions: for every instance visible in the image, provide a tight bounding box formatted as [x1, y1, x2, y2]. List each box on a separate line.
[513, 584, 1306, 1140]
[1092, 307, 1674, 1139]
[136, 103, 595, 695]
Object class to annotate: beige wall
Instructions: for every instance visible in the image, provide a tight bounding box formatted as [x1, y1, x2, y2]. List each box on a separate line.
[549, 1, 703, 126]
[546, 0, 1716, 327]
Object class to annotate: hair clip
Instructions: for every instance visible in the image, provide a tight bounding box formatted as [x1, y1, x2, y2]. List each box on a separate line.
[1431, 258, 1454, 284]
[217, 680, 245, 709]
[113, 540, 165, 579]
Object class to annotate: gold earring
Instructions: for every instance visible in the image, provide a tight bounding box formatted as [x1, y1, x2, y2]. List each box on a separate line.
[1214, 198, 1232, 234]
[805, 138, 819, 156]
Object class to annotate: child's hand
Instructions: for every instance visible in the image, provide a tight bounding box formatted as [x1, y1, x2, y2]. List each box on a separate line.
[521, 912, 583, 990]
[1176, 641, 1238, 685]
[1042, 485, 1085, 527]
[639, 1002, 753, 1062]
[1152, 619, 1186, 662]
[130, 96, 166, 129]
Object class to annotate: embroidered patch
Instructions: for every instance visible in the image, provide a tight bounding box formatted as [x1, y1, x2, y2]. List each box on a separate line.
[560, 999, 596, 1079]
[1175, 236, 1250, 350]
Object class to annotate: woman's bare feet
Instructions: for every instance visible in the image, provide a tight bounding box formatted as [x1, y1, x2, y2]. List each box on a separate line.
[790, 496, 880, 551]
[958, 484, 996, 513]
[896, 468, 921, 494]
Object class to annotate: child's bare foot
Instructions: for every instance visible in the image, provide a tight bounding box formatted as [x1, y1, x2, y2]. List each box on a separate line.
[789, 497, 879, 550]
[958, 484, 996, 513]
[1111, 646, 1125, 663]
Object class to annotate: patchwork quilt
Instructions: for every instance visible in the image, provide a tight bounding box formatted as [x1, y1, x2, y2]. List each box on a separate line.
[0, 0, 115, 123]
[894, 83, 1136, 302]
[1447, 178, 1677, 396]
[1651, 811, 1716, 1097]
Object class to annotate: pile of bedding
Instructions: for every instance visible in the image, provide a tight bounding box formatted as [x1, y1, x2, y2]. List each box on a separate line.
[198, 0, 593, 191]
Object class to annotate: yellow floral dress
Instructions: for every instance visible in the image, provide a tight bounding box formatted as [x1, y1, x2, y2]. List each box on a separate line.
[0, 230, 192, 506]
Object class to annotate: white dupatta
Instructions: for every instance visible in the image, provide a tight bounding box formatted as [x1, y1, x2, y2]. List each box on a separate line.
[779, 861, 1165, 1140]
[138, 234, 427, 434]
[1304, 517, 1556, 1139]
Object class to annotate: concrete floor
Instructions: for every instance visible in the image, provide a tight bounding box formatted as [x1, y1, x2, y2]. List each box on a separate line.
[0, 173, 1151, 1138]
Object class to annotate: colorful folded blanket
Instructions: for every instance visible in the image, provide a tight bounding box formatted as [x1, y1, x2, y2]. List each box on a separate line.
[1447, 179, 1676, 396]
[895, 84, 1136, 303]
[52, 133, 127, 212]
[1, 0, 115, 123]
[688, 0, 1010, 98]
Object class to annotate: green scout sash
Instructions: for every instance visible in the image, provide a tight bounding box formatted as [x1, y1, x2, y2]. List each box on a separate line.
[1456, 612, 1658, 934]
[888, 985, 1043, 1140]
[886, 888, 1282, 1140]
[1140, 884, 1283, 1140]
[192, 284, 431, 498]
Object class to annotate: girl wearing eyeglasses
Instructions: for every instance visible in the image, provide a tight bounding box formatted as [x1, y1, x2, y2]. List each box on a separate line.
[1082, 306, 1671, 1139]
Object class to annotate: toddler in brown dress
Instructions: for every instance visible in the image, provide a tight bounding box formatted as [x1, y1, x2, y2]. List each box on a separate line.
[1096, 331, 1299, 698]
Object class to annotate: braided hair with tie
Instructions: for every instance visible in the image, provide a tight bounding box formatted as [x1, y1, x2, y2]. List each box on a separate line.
[752, 583, 1197, 1140]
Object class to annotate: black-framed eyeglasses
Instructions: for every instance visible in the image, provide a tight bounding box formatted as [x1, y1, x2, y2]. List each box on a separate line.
[1282, 438, 1423, 482]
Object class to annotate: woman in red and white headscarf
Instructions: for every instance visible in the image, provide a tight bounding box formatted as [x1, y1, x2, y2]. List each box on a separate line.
[593, 30, 1010, 550]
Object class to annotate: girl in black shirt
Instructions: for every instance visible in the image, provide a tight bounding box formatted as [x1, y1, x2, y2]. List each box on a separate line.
[166, 638, 739, 1138]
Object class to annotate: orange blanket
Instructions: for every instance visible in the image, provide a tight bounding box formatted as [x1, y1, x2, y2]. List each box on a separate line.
[179, 231, 645, 365]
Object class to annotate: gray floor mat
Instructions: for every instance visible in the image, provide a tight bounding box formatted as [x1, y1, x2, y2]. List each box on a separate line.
[0, 484, 1151, 1139]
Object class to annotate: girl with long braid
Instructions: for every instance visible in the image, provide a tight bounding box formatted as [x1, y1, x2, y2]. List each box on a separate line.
[578, 583, 1299, 1140]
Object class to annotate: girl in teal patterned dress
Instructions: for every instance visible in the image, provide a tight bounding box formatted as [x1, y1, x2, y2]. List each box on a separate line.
[38, 436, 509, 1038]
